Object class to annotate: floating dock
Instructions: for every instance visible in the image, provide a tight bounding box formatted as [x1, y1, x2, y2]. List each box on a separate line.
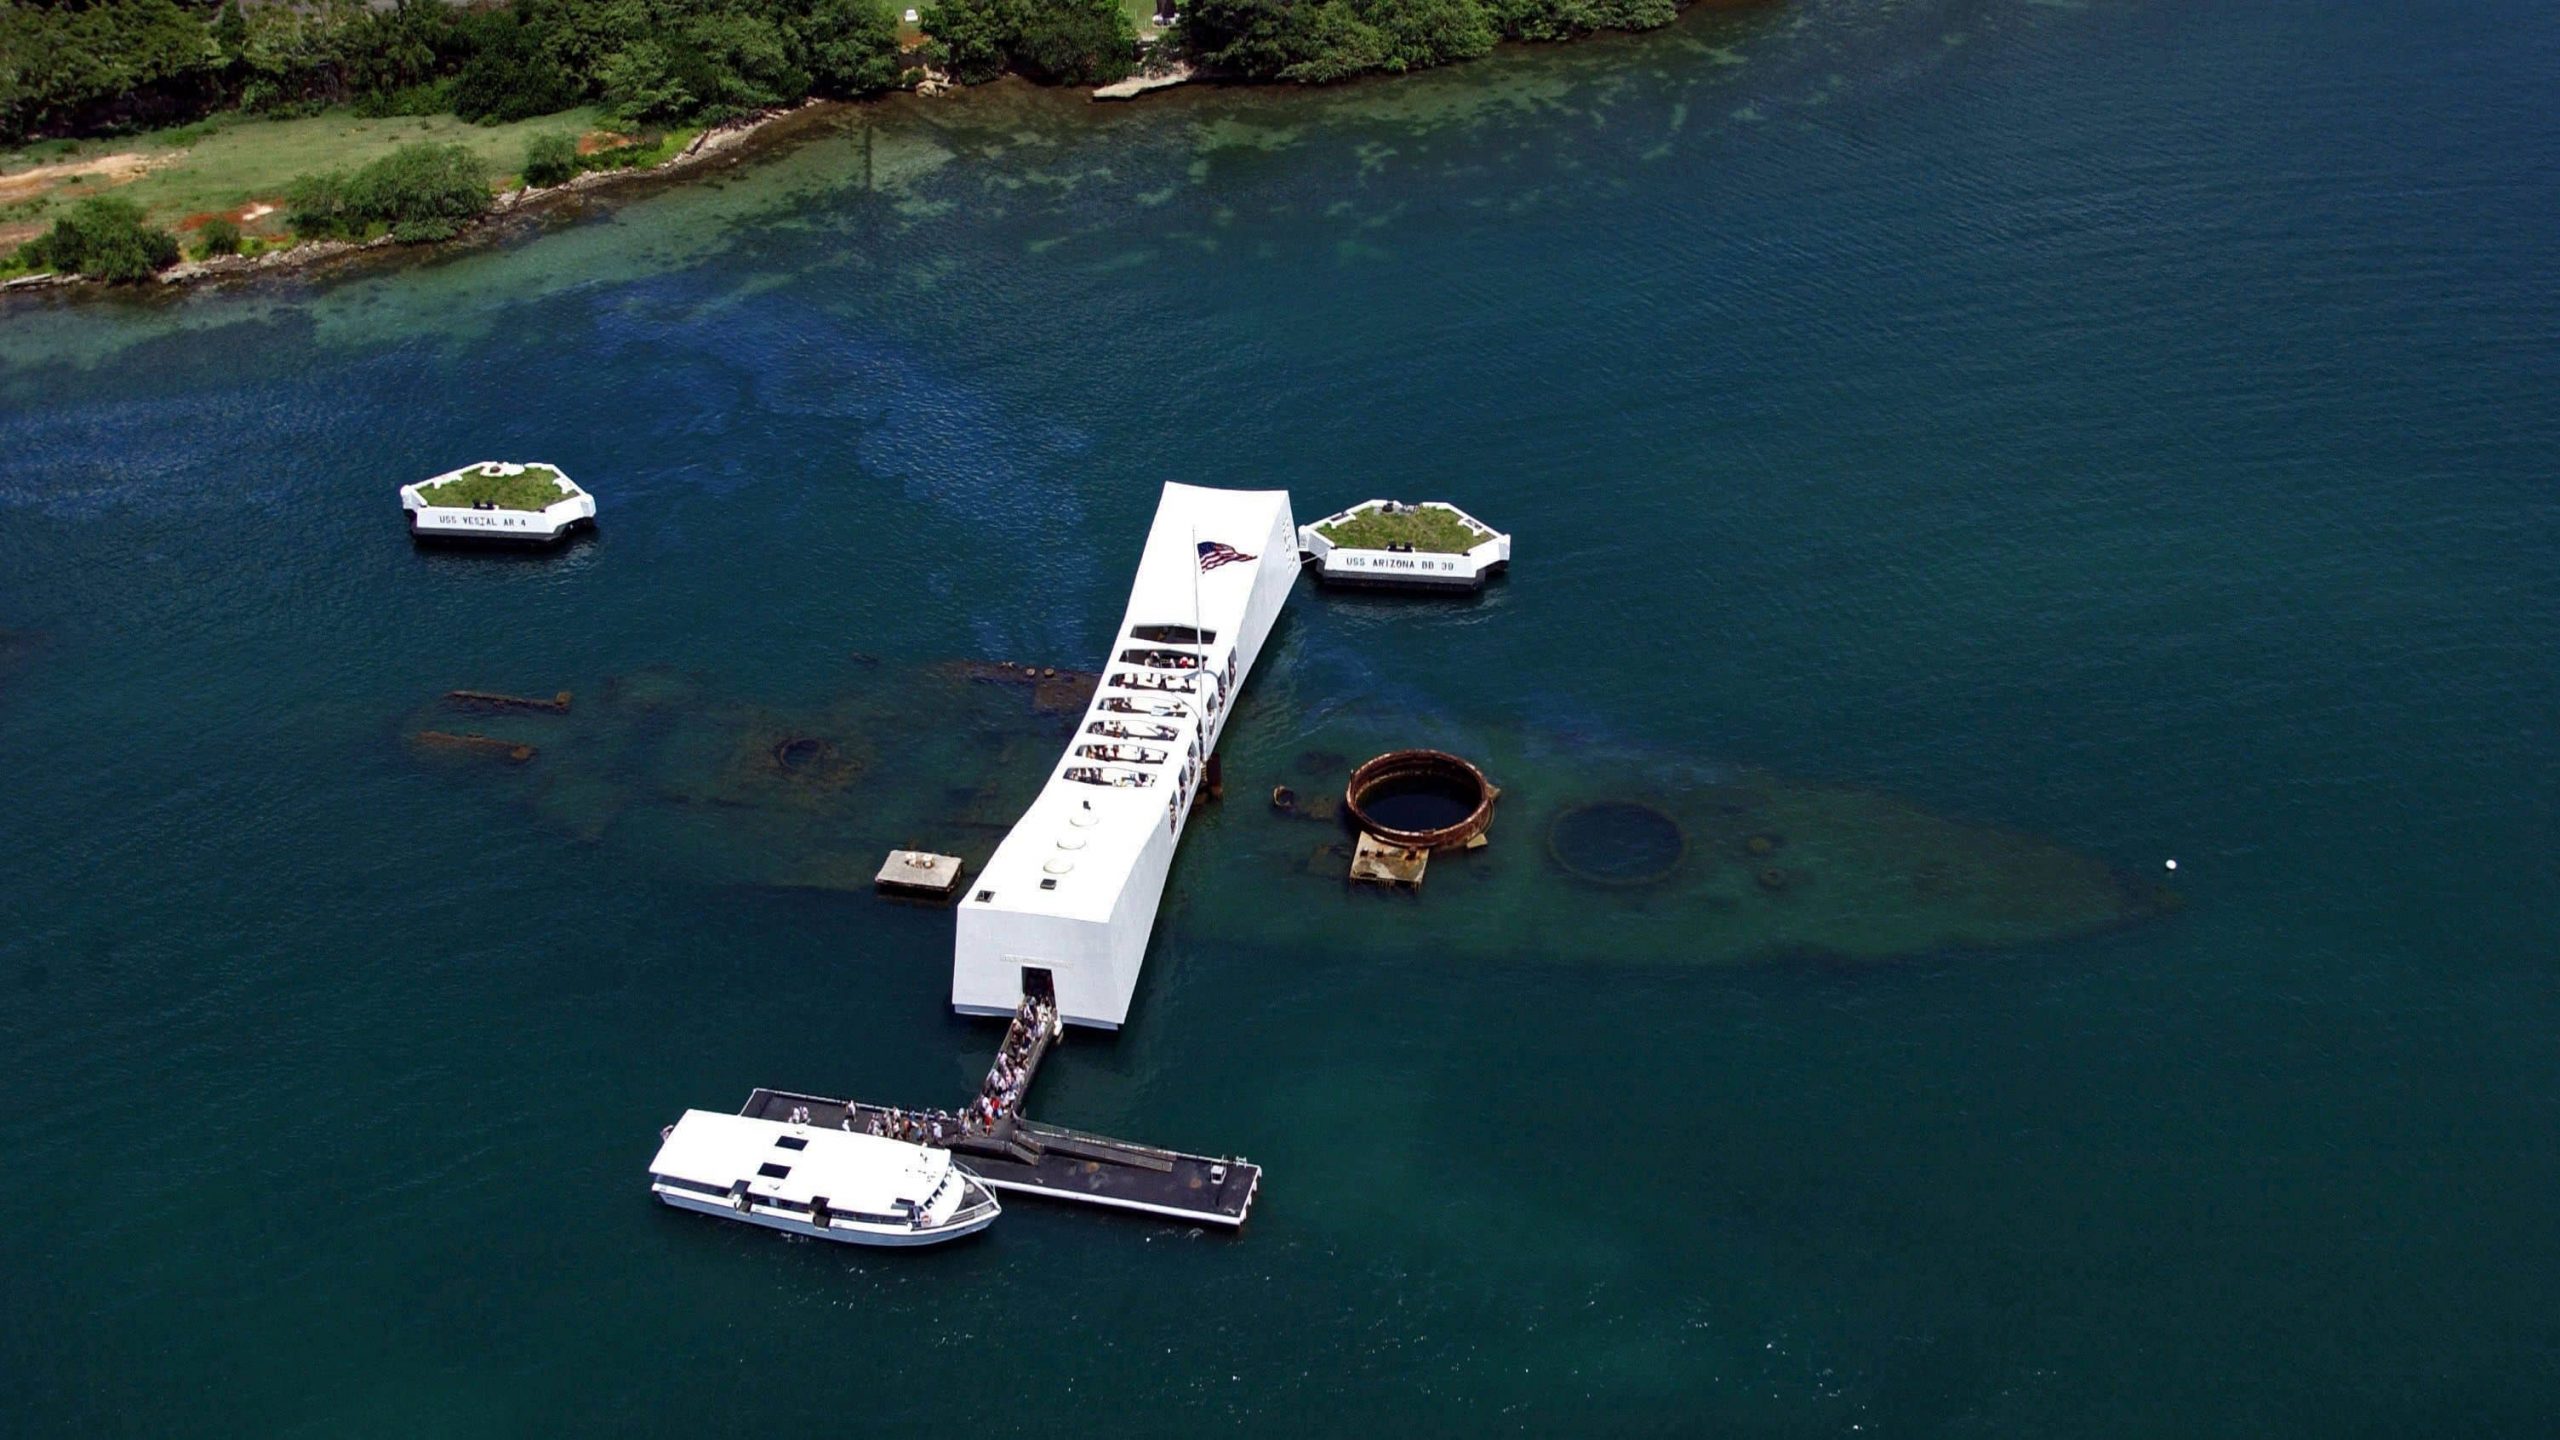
[739, 1089, 1258, 1227]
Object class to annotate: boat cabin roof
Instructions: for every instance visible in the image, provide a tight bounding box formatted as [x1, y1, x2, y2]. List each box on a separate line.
[650, 1109, 953, 1214]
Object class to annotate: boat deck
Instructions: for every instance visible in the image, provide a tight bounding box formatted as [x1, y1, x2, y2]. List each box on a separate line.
[742, 1087, 1259, 1227]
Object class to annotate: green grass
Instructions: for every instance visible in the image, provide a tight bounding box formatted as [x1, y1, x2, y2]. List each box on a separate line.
[578, 126, 702, 173]
[0, 105, 607, 234]
[415, 463, 575, 511]
[1316, 504, 1489, 554]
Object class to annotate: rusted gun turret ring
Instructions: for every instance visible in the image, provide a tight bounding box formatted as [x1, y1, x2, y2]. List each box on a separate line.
[773, 736, 836, 773]
[1344, 748, 1497, 850]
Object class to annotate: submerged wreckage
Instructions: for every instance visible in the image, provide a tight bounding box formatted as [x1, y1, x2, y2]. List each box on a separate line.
[403, 656, 2176, 969]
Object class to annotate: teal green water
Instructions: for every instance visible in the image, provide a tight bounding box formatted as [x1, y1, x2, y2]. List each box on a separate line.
[4, 0, 2557, 1431]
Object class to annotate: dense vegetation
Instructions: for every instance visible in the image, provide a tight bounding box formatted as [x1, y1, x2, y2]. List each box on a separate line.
[1, 0, 910, 143]
[918, 0, 1137, 86]
[194, 214, 244, 258]
[521, 131, 580, 187]
[286, 141, 493, 241]
[414, 463, 575, 510]
[12, 197, 181, 280]
[4, 0, 1701, 148]
[1316, 504, 1489, 553]
[1182, 0, 1679, 82]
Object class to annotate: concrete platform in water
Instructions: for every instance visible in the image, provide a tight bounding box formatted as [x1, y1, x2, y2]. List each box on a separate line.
[401, 460, 596, 546]
[874, 848, 966, 899]
[741, 1089, 1259, 1227]
[1297, 499, 1509, 591]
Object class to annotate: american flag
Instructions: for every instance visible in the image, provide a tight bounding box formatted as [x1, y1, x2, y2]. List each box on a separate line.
[1197, 540, 1256, 572]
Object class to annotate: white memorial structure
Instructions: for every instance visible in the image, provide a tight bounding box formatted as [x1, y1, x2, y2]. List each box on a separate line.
[953, 482, 1300, 1029]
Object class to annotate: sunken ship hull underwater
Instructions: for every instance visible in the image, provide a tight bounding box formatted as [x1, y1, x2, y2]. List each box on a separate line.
[401, 638, 2174, 973]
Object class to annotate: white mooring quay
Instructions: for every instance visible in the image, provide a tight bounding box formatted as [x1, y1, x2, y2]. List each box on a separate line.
[400, 460, 596, 545]
[953, 482, 1300, 1030]
[1297, 498, 1510, 591]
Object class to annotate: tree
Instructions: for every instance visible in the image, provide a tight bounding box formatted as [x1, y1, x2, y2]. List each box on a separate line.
[451, 12, 584, 123]
[342, 0, 454, 103]
[598, 38, 701, 126]
[1481, 0, 1675, 41]
[214, 0, 250, 61]
[0, 0, 223, 140]
[15, 196, 181, 281]
[920, 0, 1012, 84]
[354, 141, 492, 239]
[1185, 0, 1597, 82]
[1010, 0, 1136, 85]
[920, 0, 1139, 86]
[522, 131, 580, 186]
[1360, 0, 1492, 72]
[676, 11, 809, 119]
[801, 0, 904, 97]
[195, 215, 245, 259]
[288, 141, 492, 242]
[1272, 1, 1387, 81]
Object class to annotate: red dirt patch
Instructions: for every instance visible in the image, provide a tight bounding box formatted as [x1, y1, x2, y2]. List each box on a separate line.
[175, 199, 288, 237]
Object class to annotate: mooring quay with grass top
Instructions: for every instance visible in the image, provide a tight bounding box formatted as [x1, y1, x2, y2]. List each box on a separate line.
[402, 460, 596, 545]
[1298, 498, 1510, 591]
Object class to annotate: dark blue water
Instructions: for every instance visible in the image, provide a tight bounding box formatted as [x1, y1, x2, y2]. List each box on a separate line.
[4, 0, 2557, 1431]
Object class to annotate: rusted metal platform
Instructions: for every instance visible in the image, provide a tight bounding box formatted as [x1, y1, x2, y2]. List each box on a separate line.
[1349, 829, 1429, 887]
[411, 730, 537, 763]
[445, 688, 573, 714]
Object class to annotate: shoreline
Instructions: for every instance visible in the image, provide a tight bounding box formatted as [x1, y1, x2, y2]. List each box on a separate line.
[1, 99, 834, 300]
[2, 1, 1775, 306]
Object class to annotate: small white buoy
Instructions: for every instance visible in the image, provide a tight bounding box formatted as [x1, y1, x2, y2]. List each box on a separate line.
[2164, 859, 2178, 871]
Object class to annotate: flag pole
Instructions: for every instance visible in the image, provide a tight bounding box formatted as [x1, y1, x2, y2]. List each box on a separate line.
[1190, 522, 1206, 784]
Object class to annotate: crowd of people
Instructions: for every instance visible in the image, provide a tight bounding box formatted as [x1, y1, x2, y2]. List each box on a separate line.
[860, 1106, 958, 1144]
[970, 994, 1055, 1132]
[841, 993, 1058, 1144]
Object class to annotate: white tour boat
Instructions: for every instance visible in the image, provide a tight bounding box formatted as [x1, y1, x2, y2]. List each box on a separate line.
[648, 1108, 1000, 1247]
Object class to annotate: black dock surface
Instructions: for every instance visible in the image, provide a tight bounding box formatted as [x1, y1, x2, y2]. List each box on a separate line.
[742, 1088, 1259, 1227]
